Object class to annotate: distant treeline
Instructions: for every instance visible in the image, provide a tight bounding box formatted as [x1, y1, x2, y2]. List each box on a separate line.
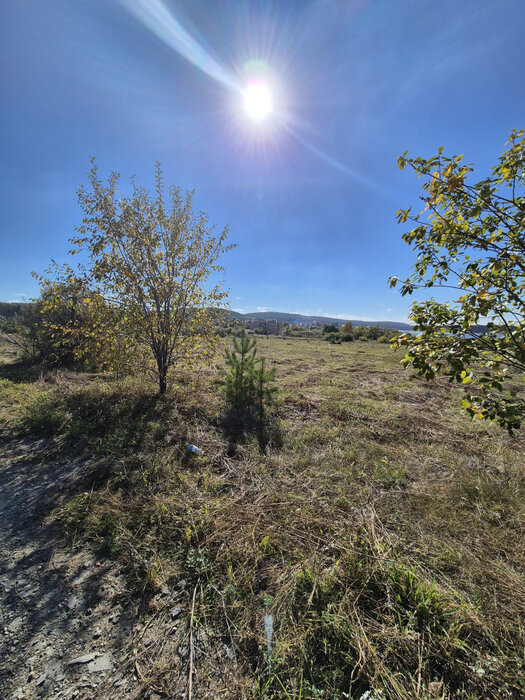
[0, 301, 490, 336]
[0, 301, 34, 319]
[227, 309, 414, 331]
[321, 322, 400, 344]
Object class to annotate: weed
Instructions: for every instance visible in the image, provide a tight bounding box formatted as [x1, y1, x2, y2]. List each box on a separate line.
[143, 555, 163, 591]
[374, 458, 409, 489]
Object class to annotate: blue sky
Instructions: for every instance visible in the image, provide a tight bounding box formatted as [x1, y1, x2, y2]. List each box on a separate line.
[1, 0, 524, 322]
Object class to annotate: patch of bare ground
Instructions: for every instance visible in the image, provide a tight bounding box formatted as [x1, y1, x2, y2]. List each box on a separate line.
[0, 436, 240, 699]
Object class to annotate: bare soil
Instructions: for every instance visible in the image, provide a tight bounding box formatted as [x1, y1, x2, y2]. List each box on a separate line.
[0, 435, 235, 700]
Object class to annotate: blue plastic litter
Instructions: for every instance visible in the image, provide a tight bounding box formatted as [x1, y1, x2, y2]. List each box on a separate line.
[187, 444, 204, 455]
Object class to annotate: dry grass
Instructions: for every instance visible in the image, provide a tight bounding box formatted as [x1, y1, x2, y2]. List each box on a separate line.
[1, 337, 524, 698]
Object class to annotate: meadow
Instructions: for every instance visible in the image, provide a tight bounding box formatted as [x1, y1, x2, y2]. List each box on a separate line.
[0, 336, 523, 699]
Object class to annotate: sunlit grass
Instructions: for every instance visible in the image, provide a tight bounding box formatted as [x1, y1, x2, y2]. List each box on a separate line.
[1, 337, 523, 698]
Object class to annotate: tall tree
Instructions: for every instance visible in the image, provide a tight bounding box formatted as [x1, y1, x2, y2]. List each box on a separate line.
[69, 160, 235, 393]
[390, 130, 525, 432]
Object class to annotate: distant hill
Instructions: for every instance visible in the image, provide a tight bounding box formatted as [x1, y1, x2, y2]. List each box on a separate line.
[226, 310, 413, 330]
[0, 301, 413, 331]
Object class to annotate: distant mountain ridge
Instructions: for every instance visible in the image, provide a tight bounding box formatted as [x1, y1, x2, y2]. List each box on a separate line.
[226, 310, 413, 330]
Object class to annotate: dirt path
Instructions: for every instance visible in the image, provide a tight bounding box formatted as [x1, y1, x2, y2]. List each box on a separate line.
[0, 442, 136, 700]
[0, 437, 240, 700]
[0, 437, 152, 699]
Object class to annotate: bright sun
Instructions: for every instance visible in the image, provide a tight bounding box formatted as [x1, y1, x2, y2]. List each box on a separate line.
[243, 80, 273, 121]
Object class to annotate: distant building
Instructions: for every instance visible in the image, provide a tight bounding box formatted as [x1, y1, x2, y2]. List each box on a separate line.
[241, 318, 282, 334]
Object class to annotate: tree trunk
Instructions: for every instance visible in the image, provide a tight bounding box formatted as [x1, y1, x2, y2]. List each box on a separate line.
[156, 352, 168, 394]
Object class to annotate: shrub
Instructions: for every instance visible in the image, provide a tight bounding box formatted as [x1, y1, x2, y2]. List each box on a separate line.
[324, 332, 341, 344]
[323, 323, 340, 334]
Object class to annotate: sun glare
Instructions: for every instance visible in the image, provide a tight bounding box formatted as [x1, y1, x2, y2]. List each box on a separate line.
[243, 80, 273, 121]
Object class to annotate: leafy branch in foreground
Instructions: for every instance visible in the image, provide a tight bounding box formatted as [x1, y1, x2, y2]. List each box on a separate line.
[390, 129, 525, 432]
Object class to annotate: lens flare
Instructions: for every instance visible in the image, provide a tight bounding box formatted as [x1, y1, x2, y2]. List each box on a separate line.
[119, 0, 378, 187]
[119, 0, 238, 91]
[243, 80, 273, 121]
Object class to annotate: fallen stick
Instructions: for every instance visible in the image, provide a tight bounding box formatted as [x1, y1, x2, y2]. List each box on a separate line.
[187, 583, 198, 700]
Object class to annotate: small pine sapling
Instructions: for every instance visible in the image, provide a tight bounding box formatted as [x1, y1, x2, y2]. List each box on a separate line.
[223, 330, 277, 423]
[224, 329, 258, 411]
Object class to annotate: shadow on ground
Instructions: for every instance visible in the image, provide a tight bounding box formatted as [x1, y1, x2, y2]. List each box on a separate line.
[221, 408, 282, 457]
[0, 359, 41, 384]
[0, 434, 240, 699]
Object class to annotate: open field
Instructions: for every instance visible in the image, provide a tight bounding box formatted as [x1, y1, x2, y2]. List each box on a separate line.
[0, 337, 524, 699]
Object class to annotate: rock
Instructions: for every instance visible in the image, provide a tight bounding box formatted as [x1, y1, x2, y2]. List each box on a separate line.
[87, 653, 113, 673]
[92, 627, 102, 639]
[68, 653, 97, 665]
[222, 643, 236, 661]
[66, 595, 80, 610]
[44, 658, 63, 680]
[30, 639, 47, 652]
[171, 607, 182, 620]
[196, 628, 208, 644]
[38, 591, 57, 606]
[35, 673, 47, 686]
[71, 569, 91, 586]
[7, 616, 24, 632]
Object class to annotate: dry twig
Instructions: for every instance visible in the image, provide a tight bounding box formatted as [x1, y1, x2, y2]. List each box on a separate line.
[187, 583, 198, 700]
